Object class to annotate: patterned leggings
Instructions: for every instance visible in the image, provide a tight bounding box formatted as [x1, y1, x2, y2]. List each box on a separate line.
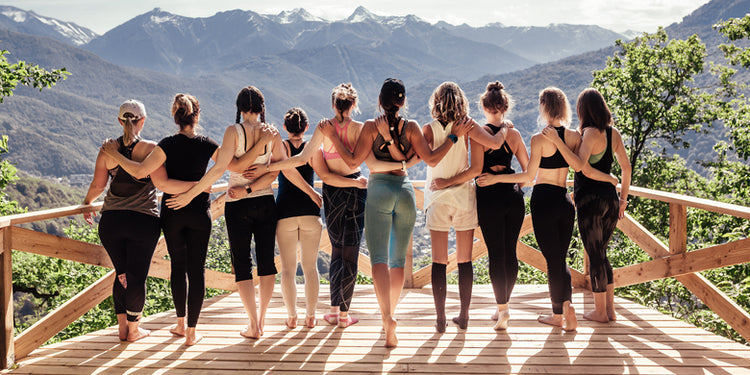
[576, 190, 619, 293]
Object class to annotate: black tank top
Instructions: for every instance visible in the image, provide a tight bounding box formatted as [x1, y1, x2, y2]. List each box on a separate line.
[108, 137, 150, 197]
[372, 118, 412, 162]
[276, 140, 321, 219]
[539, 126, 568, 169]
[574, 127, 616, 197]
[478, 124, 517, 191]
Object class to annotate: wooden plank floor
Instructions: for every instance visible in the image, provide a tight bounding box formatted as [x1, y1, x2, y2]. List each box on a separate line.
[7, 285, 750, 374]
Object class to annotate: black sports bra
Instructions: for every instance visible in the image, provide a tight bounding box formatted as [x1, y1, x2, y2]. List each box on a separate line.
[539, 126, 568, 169]
[481, 124, 514, 175]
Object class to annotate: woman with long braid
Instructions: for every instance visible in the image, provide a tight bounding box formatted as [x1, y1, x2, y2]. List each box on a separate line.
[322, 78, 470, 348]
[474, 82, 529, 330]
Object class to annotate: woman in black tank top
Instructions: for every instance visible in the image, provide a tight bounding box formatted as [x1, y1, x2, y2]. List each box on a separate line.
[84, 100, 197, 343]
[474, 82, 529, 330]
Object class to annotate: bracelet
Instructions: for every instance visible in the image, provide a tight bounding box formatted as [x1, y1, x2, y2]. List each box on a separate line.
[619, 198, 628, 203]
[401, 160, 406, 171]
[266, 164, 270, 172]
[384, 139, 394, 146]
[447, 134, 458, 144]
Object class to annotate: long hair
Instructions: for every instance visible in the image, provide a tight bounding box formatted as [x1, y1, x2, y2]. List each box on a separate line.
[480, 81, 514, 116]
[235, 86, 265, 124]
[429, 81, 469, 124]
[378, 78, 407, 130]
[577, 88, 612, 131]
[171, 94, 200, 130]
[538, 87, 571, 127]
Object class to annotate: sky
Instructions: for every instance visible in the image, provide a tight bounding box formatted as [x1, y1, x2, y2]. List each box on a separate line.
[2, 0, 711, 35]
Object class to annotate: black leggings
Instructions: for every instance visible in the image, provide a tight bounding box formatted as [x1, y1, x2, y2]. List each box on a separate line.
[161, 205, 212, 327]
[530, 184, 575, 314]
[225, 195, 278, 282]
[323, 182, 366, 312]
[576, 191, 619, 293]
[99, 210, 160, 322]
[477, 185, 525, 305]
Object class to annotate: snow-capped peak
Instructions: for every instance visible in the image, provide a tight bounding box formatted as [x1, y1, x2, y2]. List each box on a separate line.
[0, 5, 98, 45]
[275, 8, 325, 24]
[346, 6, 384, 23]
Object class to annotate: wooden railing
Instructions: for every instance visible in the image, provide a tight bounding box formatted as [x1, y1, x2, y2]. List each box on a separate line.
[0, 181, 748, 368]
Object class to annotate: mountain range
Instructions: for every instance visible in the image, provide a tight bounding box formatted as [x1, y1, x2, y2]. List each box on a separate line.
[0, 1, 746, 179]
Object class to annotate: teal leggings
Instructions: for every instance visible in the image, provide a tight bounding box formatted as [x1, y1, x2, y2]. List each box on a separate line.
[365, 173, 416, 268]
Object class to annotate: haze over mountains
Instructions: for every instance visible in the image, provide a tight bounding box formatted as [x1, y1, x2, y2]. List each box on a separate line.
[0, 1, 745, 179]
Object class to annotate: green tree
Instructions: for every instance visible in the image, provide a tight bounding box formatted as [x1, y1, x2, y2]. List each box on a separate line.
[592, 28, 716, 176]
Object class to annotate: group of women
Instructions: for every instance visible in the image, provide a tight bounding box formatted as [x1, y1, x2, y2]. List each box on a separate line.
[83, 78, 631, 348]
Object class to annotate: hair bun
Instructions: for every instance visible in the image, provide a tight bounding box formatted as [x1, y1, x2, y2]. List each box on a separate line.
[487, 81, 504, 91]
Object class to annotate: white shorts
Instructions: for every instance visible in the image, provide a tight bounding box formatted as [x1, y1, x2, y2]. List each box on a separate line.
[425, 201, 478, 232]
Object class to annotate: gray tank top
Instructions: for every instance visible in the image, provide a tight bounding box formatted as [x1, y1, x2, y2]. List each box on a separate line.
[101, 137, 159, 217]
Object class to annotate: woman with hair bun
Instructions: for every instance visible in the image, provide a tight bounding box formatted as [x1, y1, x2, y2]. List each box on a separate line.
[541, 88, 631, 322]
[85, 99, 197, 342]
[275, 107, 324, 329]
[422, 81, 484, 332]
[322, 78, 471, 348]
[474, 82, 529, 330]
[488, 87, 612, 331]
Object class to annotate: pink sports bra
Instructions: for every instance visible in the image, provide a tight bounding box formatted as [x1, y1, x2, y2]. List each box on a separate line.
[323, 118, 353, 160]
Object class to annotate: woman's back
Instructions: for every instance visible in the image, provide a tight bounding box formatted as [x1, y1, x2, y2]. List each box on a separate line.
[534, 127, 579, 187]
[322, 119, 363, 176]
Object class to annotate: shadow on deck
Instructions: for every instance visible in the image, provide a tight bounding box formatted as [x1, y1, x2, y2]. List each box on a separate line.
[7, 285, 750, 374]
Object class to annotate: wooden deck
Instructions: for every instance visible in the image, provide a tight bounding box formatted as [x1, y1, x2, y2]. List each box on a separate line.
[7, 284, 750, 374]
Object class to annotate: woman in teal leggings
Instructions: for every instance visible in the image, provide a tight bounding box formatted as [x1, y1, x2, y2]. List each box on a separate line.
[323, 78, 471, 348]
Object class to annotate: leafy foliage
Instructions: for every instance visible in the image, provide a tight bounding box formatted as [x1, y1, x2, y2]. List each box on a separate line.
[0, 48, 69, 102]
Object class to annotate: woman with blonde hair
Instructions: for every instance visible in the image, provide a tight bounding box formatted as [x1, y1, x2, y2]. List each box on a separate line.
[84, 99, 197, 342]
[422, 81, 484, 332]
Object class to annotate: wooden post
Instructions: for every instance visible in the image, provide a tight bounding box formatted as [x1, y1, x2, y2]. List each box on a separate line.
[669, 203, 687, 254]
[0, 226, 14, 369]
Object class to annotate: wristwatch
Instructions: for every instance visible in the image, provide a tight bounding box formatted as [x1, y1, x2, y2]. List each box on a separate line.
[401, 160, 407, 171]
[384, 138, 394, 146]
[447, 134, 458, 144]
[245, 186, 253, 194]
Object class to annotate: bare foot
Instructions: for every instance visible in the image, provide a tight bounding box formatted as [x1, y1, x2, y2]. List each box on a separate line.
[490, 309, 499, 321]
[452, 315, 469, 330]
[338, 314, 359, 328]
[583, 310, 609, 323]
[435, 318, 447, 333]
[494, 309, 510, 330]
[563, 305, 578, 332]
[240, 323, 260, 339]
[117, 314, 128, 341]
[170, 324, 186, 337]
[384, 317, 398, 348]
[127, 327, 151, 342]
[185, 327, 202, 346]
[607, 308, 616, 322]
[285, 316, 298, 329]
[323, 313, 338, 325]
[305, 316, 316, 328]
[537, 314, 563, 328]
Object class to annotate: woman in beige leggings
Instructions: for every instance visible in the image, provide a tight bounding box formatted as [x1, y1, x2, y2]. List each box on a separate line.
[274, 108, 324, 328]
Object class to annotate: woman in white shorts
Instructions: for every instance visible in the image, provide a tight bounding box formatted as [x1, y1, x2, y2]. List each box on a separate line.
[423, 82, 483, 332]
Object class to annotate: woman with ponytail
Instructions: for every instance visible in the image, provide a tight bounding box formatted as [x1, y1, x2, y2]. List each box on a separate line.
[322, 78, 471, 348]
[474, 82, 529, 330]
[275, 107, 324, 329]
[102, 93, 270, 345]
[85, 100, 197, 342]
